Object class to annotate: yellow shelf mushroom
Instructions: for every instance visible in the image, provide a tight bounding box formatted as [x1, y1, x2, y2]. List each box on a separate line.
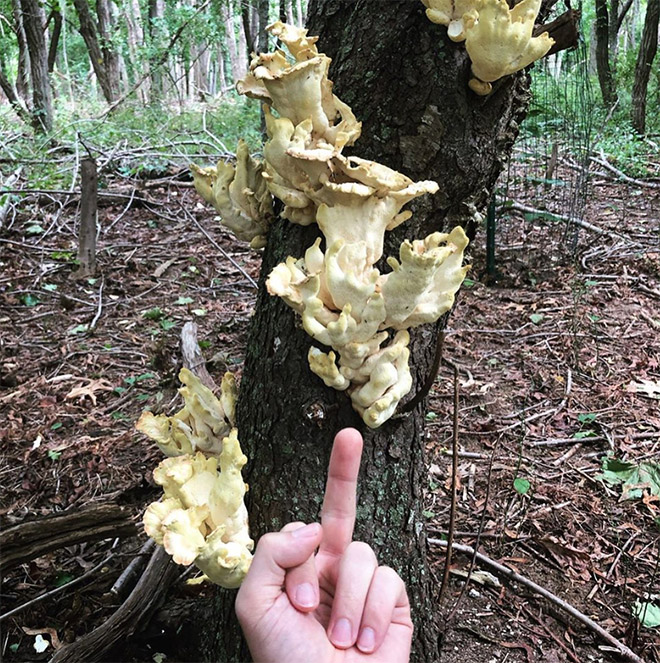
[138, 370, 252, 588]
[464, 0, 554, 95]
[421, 0, 554, 95]
[192, 22, 470, 428]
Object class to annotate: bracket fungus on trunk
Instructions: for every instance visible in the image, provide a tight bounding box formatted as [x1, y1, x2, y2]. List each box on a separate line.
[422, 0, 554, 95]
[138, 369, 253, 588]
[190, 22, 470, 428]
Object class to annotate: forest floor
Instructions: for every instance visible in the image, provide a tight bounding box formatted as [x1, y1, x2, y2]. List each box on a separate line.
[1, 153, 660, 663]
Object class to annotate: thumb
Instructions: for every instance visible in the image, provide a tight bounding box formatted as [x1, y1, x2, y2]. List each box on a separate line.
[236, 523, 322, 619]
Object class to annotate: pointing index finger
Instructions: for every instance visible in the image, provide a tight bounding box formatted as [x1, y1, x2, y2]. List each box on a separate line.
[319, 428, 363, 557]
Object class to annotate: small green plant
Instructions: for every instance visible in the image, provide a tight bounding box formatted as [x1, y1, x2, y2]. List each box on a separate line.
[513, 477, 531, 495]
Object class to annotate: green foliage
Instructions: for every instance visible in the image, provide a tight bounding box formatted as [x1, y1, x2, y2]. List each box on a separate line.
[633, 601, 660, 628]
[513, 477, 531, 495]
[597, 456, 660, 500]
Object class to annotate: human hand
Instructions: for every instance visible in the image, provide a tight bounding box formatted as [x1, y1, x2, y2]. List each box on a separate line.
[235, 428, 413, 663]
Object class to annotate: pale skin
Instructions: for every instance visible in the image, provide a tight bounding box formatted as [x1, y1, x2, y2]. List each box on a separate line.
[235, 428, 413, 663]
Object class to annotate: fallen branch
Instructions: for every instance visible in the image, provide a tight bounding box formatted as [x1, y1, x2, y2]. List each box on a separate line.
[500, 200, 635, 244]
[49, 548, 178, 663]
[0, 166, 23, 228]
[429, 539, 646, 663]
[0, 552, 116, 623]
[181, 321, 218, 391]
[49, 322, 216, 662]
[1, 503, 135, 573]
[590, 153, 660, 190]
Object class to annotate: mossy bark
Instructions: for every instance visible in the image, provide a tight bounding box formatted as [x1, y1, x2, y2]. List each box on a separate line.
[204, 1, 530, 661]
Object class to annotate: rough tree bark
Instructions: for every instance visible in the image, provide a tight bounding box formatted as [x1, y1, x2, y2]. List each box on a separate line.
[202, 1, 531, 662]
[595, 0, 618, 104]
[631, 0, 660, 134]
[20, 0, 54, 132]
[12, 0, 31, 104]
[73, 0, 120, 103]
[77, 158, 98, 278]
[47, 6, 62, 74]
[95, 0, 122, 97]
[148, 0, 165, 101]
[0, 62, 32, 126]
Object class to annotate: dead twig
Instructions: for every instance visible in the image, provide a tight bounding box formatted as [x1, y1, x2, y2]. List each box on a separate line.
[429, 539, 646, 663]
[0, 552, 116, 623]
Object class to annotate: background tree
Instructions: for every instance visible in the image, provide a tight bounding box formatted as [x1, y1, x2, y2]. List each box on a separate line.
[19, 0, 53, 132]
[72, 0, 121, 103]
[204, 1, 537, 660]
[631, 0, 659, 134]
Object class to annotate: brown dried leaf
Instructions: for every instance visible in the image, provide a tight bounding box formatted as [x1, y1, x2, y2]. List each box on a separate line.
[65, 379, 114, 406]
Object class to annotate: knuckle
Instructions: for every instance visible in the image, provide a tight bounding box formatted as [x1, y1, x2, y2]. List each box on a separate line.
[348, 540, 377, 563]
[281, 521, 306, 533]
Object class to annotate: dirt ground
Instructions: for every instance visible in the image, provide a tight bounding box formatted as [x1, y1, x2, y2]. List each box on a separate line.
[1, 158, 659, 662]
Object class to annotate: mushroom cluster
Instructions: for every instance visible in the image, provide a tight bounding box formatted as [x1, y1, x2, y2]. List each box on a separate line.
[422, 0, 554, 95]
[231, 22, 468, 428]
[138, 369, 253, 588]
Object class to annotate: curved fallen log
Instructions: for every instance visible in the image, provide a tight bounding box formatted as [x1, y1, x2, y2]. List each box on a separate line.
[1, 503, 136, 573]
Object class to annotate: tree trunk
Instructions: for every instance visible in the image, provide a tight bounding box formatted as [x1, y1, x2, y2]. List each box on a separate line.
[203, 1, 531, 661]
[124, 0, 150, 103]
[20, 0, 54, 132]
[223, 0, 248, 83]
[631, 0, 660, 134]
[0, 61, 32, 126]
[96, 0, 122, 97]
[47, 6, 62, 74]
[12, 0, 31, 104]
[257, 0, 270, 53]
[595, 0, 618, 104]
[241, 2, 256, 56]
[73, 0, 117, 103]
[77, 158, 98, 278]
[148, 0, 165, 100]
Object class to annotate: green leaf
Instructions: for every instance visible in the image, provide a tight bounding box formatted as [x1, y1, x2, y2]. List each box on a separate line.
[513, 478, 531, 495]
[633, 601, 660, 628]
[578, 413, 597, 424]
[160, 319, 176, 331]
[462, 278, 476, 288]
[174, 296, 193, 305]
[597, 456, 660, 500]
[51, 250, 75, 261]
[113, 386, 126, 395]
[585, 280, 599, 287]
[199, 340, 211, 350]
[68, 324, 89, 335]
[111, 412, 129, 421]
[425, 412, 438, 421]
[529, 313, 544, 325]
[191, 308, 207, 317]
[26, 224, 45, 235]
[9, 643, 19, 653]
[136, 393, 150, 402]
[48, 450, 62, 461]
[43, 283, 58, 292]
[142, 307, 165, 321]
[573, 430, 596, 439]
[137, 372, 156, 381]
[19, 293, 40, 307]
[53, 572, 74, 587]
[422, 509, 435, 518]
[50, 422, 63, 431]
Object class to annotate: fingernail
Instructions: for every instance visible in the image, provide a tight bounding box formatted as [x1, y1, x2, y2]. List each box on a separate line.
[331, 618, 352, 646]
[292, 523, 319, 538]
[295, 582, 316, 608]
[357, 627, 376, 652]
